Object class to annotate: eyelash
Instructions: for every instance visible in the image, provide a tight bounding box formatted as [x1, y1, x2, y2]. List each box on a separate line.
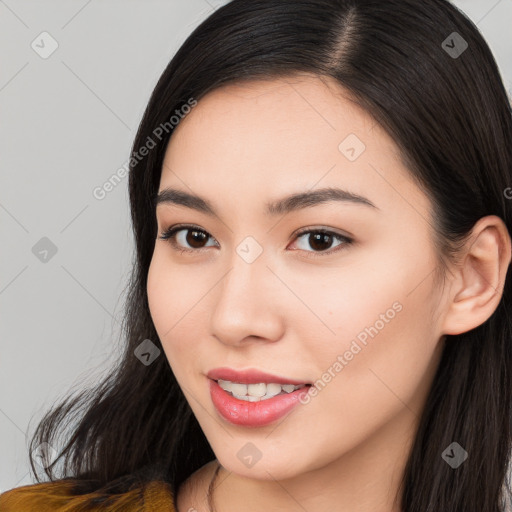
[158, 224, 354, 259]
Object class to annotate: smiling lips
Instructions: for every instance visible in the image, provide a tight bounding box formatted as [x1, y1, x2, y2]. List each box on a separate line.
[206, 367, 311, 385]
[207, 367, 312, 427]
[217, 380, 306, 401]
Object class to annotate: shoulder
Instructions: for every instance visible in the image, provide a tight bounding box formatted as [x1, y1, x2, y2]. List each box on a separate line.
[176, 459, 220, 512]
[0, 478, 176, 511]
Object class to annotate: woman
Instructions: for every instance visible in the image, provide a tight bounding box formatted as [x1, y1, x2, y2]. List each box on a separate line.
[1, 0, 511, 510]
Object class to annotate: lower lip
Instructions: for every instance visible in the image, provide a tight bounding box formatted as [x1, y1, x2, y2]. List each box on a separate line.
[209, 379, 310, 427]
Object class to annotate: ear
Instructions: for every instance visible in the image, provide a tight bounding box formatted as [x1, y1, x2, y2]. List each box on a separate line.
[441, 215, 512, 336]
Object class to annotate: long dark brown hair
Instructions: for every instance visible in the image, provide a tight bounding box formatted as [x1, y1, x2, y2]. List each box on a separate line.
[27, 0, 512, 510]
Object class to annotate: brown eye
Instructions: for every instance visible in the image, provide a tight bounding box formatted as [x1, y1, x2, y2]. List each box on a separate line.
[159, 225, 218, 253]
[289, 229, 354, 258]
[306, 232, 334, 251]
[158, 224, 353, 258]
[184, 229, 209, 249]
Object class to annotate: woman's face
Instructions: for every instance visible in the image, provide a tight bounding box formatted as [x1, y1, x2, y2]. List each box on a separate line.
[147, 74, 447, 481]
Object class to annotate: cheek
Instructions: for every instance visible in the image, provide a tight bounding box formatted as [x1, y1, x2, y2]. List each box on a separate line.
[146, 252, 211, 368]
[298, 237, 436, 379]
[280, 257, 401, 364]
[147, 254, 172, 335]
[305, 254, 440, 427]
[320, 240, 439, 356]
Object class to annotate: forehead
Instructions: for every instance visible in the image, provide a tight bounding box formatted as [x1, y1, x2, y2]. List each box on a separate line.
[170, 74, 378, 153]
[158, 74, 431, 226]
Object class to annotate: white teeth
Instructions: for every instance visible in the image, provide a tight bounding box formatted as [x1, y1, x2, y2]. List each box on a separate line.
[218, 379, 233, 392]
[233, 393, 259, 401]
[265, 383, 282, 398]
[217, 379, 306, 402]
[230, 383, 248, 396]
[247, 383, 266, 397]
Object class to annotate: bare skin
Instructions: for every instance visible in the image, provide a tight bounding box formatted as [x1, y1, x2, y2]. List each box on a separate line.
[146, 73, 512, 512]
[177, 460, 219, 512]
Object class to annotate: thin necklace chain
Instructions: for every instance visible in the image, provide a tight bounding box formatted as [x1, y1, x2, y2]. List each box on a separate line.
[207, 460, 221, 512]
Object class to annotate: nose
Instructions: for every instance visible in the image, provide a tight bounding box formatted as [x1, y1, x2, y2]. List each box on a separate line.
[210, 250, 285, 347]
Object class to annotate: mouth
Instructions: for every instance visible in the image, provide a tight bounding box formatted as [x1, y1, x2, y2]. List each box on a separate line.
[207, 370, 314, 427]
[211, 379, 312, 402]
[207, 366, 311, 385]
[208, 379, 311, 427]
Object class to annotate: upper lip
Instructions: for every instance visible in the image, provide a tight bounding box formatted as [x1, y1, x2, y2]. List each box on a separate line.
[207, 367, 311, 385]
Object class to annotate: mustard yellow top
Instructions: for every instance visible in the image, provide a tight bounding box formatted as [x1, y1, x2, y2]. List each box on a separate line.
[0, 479, 176, 511]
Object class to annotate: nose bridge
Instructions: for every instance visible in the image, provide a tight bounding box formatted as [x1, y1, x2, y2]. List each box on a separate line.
[210, 238, 284, 345]
[226, 244, 268, 298]
[222, 233, 270, 299]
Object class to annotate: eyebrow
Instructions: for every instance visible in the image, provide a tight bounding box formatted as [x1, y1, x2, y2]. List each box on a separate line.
[155, 186, 378, 216]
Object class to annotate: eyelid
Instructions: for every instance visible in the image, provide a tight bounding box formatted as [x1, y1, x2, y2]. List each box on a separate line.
[158, 223, 219, 251]
[158, 223, 354, 257]
[289, 227, 353, 258]
[292, 225, 353, 240]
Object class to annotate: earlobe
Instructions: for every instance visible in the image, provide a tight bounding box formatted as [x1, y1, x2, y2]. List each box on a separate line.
[441, 215, 512, 336]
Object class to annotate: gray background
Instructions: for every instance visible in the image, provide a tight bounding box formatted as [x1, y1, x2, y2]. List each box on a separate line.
[1, 0, 511, 493]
